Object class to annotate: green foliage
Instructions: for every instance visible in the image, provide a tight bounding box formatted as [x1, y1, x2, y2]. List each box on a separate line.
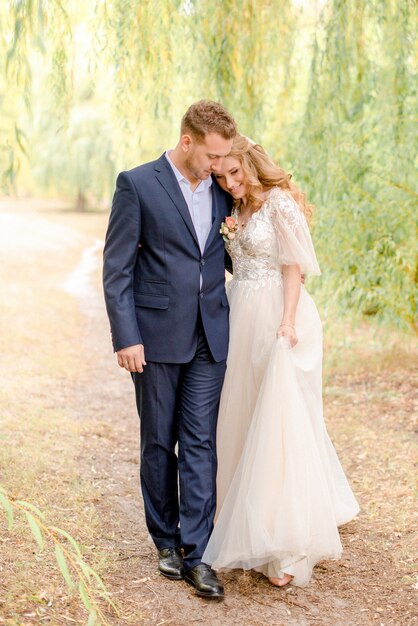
[0, 486, 117, 625]
[25, 510, 45, 549]
[0, 0, 416, 325]
[0, 0, 73, 187]
[288, 0, 417, 329]
[193, 0, 298, 144]
[31, 103, 116, 210]
[55, 543, 74, 588]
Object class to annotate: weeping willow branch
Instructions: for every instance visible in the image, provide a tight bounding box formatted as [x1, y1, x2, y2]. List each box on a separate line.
[0, 0, 416, 325]
[0, 485, 118, 626]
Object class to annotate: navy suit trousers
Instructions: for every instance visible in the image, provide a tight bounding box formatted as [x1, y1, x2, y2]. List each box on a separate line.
[132, 321, 226, 571]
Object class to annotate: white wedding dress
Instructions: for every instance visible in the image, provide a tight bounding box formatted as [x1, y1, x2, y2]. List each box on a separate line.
[202, 187, 359, 587]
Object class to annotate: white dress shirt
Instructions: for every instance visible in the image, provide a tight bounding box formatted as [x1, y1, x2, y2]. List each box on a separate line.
[165, 151, 213, 254]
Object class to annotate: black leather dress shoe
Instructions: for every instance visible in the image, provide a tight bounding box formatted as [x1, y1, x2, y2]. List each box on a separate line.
[184, 563, 224, 598]
[158, 548, 184, 580]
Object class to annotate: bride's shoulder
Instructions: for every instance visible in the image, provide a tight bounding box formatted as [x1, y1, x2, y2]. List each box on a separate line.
[265, 186, 300, 212]
[265, 186, 304, 230]
[267, 186, 284, 196]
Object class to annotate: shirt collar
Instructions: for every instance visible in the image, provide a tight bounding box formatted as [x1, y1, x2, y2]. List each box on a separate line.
[165, 150, 212, 192]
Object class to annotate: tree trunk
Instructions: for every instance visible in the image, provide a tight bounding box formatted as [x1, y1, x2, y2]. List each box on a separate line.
[75, 190, 87, 212]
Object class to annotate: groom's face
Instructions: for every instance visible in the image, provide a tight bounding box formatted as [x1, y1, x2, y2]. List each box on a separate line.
[183, 132, 233, 181]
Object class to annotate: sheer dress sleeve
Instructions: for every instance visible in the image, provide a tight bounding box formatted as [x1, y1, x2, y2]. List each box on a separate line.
[269, 187, 321, 276]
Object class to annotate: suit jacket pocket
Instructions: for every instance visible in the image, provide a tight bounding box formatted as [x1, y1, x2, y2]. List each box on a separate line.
[134, 293, 169, 309]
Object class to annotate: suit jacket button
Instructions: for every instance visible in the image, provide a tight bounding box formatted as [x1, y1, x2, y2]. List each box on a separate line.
[200, 292, 204, 299]
[200, 258, 205, 266]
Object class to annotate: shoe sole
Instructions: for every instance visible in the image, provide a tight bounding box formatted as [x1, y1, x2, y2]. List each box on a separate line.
[159, 570, 185, 580]
[184, 577, 224, 599]
[195, 590, 224, 599]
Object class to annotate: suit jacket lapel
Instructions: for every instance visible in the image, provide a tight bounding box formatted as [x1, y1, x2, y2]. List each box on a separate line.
[204, 181, 226, 253]
[154, 155, 199, 248]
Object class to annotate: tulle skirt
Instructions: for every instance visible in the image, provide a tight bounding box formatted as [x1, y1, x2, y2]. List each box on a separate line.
[202, 278, 359, 587]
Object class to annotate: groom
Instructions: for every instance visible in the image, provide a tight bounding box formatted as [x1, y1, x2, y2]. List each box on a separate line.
[103, 100, 236, 598]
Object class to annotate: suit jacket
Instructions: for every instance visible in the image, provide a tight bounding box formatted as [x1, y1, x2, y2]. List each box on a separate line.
[103, 153, 232, 363]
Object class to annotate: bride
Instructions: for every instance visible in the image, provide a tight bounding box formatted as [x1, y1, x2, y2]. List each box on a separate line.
[202, 135, 359, 587]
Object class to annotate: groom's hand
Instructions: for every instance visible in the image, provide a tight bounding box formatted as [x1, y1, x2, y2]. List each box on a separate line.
[116, 344, 146, 373]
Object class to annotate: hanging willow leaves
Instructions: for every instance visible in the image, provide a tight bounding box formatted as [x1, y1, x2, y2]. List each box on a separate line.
[1, 0, 416, 325]
[50, 526, 82, 557]
[25, 511, 44, 550]
[193, 0, 298, 150]
[16, 499, 46, 520]
[77, 560, 117, 610]
[1, 487, 117, 624]
[79, 580, 93, 612]
[291, 0, 417, 327]
[55, 543, 74, 589]
[87, 610, 97, 626]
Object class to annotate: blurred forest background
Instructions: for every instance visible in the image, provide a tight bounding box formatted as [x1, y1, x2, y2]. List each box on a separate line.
[1, 0, 416, 327]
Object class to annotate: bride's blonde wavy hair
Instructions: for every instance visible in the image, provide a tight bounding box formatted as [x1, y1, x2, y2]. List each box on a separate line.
[229, 135, 313, 220]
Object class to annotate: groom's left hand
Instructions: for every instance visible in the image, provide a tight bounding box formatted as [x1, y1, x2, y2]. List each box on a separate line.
[116, 343, 147, 372]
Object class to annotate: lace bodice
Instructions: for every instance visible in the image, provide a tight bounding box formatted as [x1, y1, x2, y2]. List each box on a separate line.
[225, 187, 320, 287]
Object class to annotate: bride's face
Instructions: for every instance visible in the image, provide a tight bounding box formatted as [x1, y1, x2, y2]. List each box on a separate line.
[214, 156, 248, 200]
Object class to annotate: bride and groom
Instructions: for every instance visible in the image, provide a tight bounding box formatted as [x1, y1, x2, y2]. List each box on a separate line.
[103, 100, 359, 599]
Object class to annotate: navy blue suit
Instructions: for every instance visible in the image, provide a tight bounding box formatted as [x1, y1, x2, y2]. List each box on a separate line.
[103, 154, 231, 569]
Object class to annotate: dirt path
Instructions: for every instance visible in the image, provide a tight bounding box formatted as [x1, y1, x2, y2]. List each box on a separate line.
[1, 200, 416, 626]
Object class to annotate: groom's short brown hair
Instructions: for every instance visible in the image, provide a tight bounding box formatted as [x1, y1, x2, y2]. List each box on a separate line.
[181, 100, 237, 142]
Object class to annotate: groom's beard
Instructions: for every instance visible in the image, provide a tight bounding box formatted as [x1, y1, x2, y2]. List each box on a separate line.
[184, 155, 211, 181]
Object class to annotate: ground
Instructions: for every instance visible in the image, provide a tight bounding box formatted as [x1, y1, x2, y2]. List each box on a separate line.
[0, 199, 416, 626]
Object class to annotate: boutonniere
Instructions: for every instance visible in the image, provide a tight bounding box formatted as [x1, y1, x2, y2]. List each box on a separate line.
[220, 216, 238, 242]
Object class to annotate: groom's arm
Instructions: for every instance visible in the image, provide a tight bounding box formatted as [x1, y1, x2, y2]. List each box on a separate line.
[222, 190, 234, 275]
[103, 171, 146, 372]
